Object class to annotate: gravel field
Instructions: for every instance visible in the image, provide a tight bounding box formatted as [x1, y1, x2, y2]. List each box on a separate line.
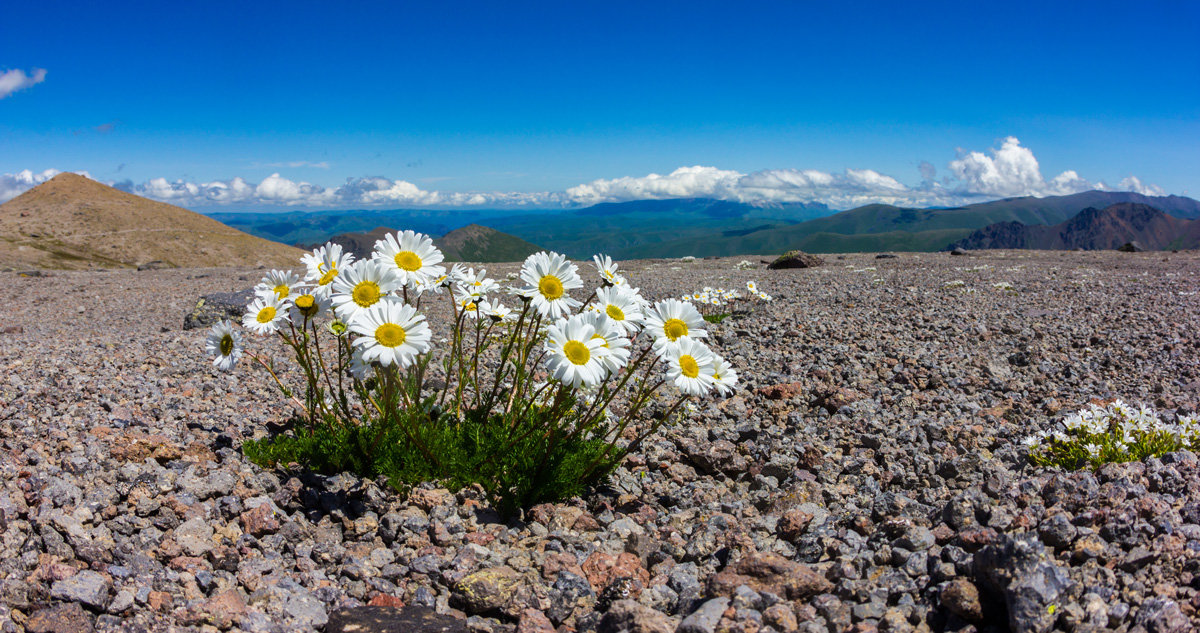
[2, 250, 1199, 633]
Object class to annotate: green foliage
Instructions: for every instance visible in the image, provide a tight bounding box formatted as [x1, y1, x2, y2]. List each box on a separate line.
[1026, 401, 1200, 470]
[702, 313, 730, 324]
[243, 400, 624, 516]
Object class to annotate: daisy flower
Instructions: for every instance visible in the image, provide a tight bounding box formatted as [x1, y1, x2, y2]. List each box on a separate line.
[518, 251, 583, 319]
[255, 269, 302, 301]
[288, 287, 332, 323]
[302, 243, 355, 298]
[373, 230, 446, 287]
[591, 286, 644, 335]
[456, 291, 481, 319]
[711, 354, 738, 396]
[455, 267, 500, 298]
[582, 312, 631, 375]
[479, 299, 513, 322]
[593, 254, 621, 285]
[243, 294, 290, 335]
[204, 320, 243, 371]
[664, 336, 716, 396]
[331, 259, 402, 321]
[746, 281, 758, 294]
[349, 301, 432, 369]
[544, 314, 612, 388]
[348, 348, 374, 380]
[644, 298, 707, 351]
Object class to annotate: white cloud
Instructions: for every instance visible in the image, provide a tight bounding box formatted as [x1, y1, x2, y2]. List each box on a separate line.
[0, 168, 60, 201]
[0, 138, 1173, 208]
[0, 68, 47, 99]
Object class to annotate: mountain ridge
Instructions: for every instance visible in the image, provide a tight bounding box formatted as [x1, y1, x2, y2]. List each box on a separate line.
[0, 173, 304, 270]
[948, 202, 1200, 251]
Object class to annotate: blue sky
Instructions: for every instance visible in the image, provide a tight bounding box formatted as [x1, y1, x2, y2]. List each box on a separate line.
[2, 0, 1197, 209]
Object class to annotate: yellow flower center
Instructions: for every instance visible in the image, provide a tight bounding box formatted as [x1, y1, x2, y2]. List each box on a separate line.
[563, 340, 590, 365]
[395, 251, 422, 272]
[318, 267, 337, 286]
[605, 304, 625, 320]
[679, 354, 700, 378]
[538, 275, 564, 300]
[352, 281, 381, 307]
[375, 323, 407, 347]
[591, 333, 609, 348]
[256, 306, 276, 323]
[219, 334, 234, 356]
[273, 284, 289, 299]
[295, 295, 317, 317]
[663, 318, 688, 341]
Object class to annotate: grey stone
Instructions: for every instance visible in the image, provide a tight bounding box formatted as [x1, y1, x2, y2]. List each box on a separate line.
[183, 288, 256, 330]
[597, 600, 675, 633]
[677, 597, 728, 633]
[975, 535, 1072, 633]
[50, 570, 111, 611]
[174, 516, 214, 557]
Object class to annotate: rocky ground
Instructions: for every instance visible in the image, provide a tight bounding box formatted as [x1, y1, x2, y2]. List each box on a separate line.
[2, 250, 1199, 633]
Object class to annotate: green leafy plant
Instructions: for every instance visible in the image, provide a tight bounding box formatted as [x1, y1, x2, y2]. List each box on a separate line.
[1025, 400, 1199, 470]
[205, 240, 740, 515]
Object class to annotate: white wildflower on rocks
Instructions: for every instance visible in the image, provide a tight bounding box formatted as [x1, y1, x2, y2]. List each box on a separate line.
[204, 319, 243, 371]
[517, 251, 583, 319]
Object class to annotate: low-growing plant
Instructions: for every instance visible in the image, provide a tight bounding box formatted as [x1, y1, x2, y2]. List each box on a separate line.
[681, 281, 772, 323]
[1025, 400, 1199, 470]
[204, 239, 740, 515]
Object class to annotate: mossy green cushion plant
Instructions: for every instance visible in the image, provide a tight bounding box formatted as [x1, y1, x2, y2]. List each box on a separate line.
[1025, 400, 1199, 470]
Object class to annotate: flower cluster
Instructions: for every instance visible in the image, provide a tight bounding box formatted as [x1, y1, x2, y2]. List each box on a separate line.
[1025, 400, 1200, 470]
[679, 281, 772, 323]
[204, 233, 744, 512]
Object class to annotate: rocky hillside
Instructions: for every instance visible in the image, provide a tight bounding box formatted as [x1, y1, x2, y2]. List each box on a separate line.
[0, 173, 303, 270]
[950, 203, 1200, 251]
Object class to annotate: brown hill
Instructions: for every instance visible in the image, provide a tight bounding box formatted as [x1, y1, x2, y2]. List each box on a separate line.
[949, 203, 1200, 252]
[0, 173, 304, 270]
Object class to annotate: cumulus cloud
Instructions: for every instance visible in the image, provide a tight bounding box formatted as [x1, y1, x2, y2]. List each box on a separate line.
[0, 169, 61, 201]
[0, 138, 1172, 208]
[0, 68, 46, 99]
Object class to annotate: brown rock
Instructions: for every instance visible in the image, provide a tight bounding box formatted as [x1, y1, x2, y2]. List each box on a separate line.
[776, 509, 814, 543]
[197, 589, 247, 629]
[368, 594, 406, 608]
[940, 578, 983, 621]
[148, 590, 173, 611]
[764, 603, 799, 632]
[707, 552, 832, 600]
[582, 552, 650, 594]
[757, 382, 804, 401]
[597, 600, 676, 633]
[325, 606, 468, 633]
[542, 551, 585, 580]
[516, 608, 556, 633]
[768, 250, 824, 269]
[240, 504, 281, 536]
[25, 603, 94, 633]
[408, 488, 454, 510]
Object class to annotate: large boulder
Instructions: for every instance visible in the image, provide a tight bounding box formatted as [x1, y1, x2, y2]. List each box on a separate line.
[767, 250, 824, 269]
[183, 288, 255, 330]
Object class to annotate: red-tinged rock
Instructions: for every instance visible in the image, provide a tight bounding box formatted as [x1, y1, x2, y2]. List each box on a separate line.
[408, 488, 453, 510]
[464, 531, 495, 546]
[706, 552, 832, 601]
[368, 594, 406, 608]
[168, 556, 208, 573]
[572, 513, 601, 531]
[582, 552, 650, 595]
[757, 382, 804, 401]
[241, 504, 281, 536]
[955, 526, 1000, 551]
[776, 508, 814, 543]
[931, 523, 955, 544]
[25, 603, 94, 633]
[542, 551, 585, 580]
[516, 608, 556, 633]
[148, 590, 173, 611]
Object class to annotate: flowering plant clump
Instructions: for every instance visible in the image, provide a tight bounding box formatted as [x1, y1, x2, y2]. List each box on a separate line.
[682, 281, 772, 323]
[204, 237, 740, 514]
[1025, 400, 1200, 470]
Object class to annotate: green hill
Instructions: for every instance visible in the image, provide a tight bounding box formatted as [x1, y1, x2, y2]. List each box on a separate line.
[433, 224, 545, 262]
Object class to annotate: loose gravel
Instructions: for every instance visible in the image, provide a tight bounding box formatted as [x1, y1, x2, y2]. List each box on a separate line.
[1, 250, 1199, 633]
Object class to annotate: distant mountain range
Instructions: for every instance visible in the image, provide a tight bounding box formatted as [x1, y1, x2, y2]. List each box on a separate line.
[306, 224, 544, 263]
[213, 190, 1200, 258]
[948, 203, 1200, 251]
[0, 173, 302, 270]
